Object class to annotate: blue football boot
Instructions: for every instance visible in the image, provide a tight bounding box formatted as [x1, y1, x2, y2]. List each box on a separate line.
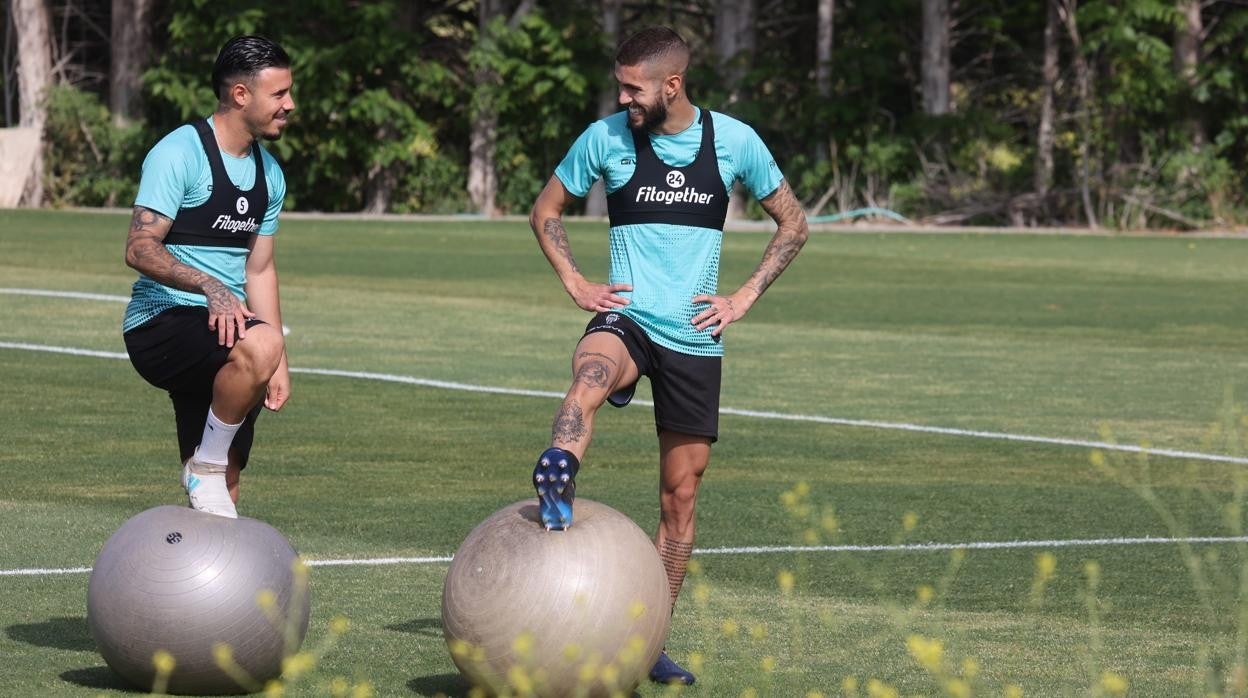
[533, 447, 579, 530]
[649, 651, 696, 685]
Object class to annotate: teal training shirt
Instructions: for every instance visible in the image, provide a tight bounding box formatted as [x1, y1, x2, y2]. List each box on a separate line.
[555, 108, 783, 356]
[123, 116, 287, 332]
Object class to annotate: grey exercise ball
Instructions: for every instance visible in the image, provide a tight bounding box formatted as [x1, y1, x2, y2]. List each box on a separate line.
[442, 499, 670, 697]
[87, 506, 311, 695]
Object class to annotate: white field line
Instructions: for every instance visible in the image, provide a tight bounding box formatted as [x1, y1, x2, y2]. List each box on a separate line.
[5, 535, 1248, 577]
[4, 340, 1248, 466]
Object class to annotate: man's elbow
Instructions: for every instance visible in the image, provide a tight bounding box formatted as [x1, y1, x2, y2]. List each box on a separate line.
[124, 241, 144, 271]
[529, 206, 540, 233]
[529, 204, 550, 235]
[789, 214, 810, 247]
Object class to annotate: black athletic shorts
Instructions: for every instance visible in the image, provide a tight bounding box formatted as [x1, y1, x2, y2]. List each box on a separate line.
[583, 312, 722, 442]
[123, 306, 264, 468]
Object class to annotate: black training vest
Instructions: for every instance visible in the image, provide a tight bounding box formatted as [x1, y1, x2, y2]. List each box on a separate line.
[163, 119, 268, 248]
[607, 110, 729, 230]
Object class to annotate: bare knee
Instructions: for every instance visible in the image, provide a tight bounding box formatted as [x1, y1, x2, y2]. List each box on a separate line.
[229, 324, 283, 379]
[660, 481, 701, 537]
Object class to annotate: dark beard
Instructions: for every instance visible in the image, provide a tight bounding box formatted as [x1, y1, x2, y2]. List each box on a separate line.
[637, 99, 668, 131]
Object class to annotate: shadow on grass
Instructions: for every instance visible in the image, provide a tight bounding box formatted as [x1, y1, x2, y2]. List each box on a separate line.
[386, 616, 443, 638]
[60, 666, 140, 692]
[6, 616, 95, 652]
[406, 672, 644, 697]
[407, 672, 470, 696]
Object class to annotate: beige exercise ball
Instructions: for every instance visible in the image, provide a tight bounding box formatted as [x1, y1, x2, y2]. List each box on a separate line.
[87, 506, 310, 695]
[441, 499, 670, 697]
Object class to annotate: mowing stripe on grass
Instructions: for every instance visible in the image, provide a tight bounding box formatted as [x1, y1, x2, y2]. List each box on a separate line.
[697, 535, 1248, 554]
[4, 340, 1248, 466]
[6, 535, 1248, 577]
[307, 555, 453, 567]
[0, 287, 129, 303]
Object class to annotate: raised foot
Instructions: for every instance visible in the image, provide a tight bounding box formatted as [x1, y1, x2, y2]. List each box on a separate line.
[182, 450, 237, 519]
[532, 447, 579, 530]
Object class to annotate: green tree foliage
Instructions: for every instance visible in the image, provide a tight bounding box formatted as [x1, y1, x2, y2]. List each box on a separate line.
[21, 0, 1248, 227]
[469, 7, 599, 212]
[42, 85, 146, 208]
[142, 0, 477, 212]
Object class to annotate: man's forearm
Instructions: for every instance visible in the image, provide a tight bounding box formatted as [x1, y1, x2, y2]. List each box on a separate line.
[743, 226, 806, 300]
[535, 215, 585, 290]
[742, 181, 809, 300]
[125, 206, 232, 303]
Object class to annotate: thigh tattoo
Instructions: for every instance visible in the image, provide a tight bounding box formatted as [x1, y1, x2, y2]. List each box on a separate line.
[575, 360, 611, 389]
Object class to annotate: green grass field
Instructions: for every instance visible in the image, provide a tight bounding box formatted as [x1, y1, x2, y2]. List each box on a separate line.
[3, 208, 1248, 696]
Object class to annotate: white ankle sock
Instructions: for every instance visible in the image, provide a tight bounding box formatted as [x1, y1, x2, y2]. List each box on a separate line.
[196, 409, 241, 465]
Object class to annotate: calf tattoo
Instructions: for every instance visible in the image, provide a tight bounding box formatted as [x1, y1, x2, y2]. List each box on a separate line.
[659, 539, 695, 609]
[552, 400, 587, 445]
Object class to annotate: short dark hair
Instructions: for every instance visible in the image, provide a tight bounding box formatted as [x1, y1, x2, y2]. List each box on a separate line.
[615, 26, 689, 72]
[212, 35, 291, 99]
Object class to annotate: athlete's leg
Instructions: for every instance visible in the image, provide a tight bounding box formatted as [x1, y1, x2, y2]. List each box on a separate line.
[552, 332, 639, 459]
[185, 324, 283, 517]
[535, 332, 640, 529]
[649, 430, 711, 685]
[656, 430, 709, 607]
[226, 460, 241, 502]
[209, 323, 284, 424]
[222, 402, 261, 504]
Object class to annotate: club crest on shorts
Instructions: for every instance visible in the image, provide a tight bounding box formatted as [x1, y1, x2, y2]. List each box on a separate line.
[666, 171, 685, 188]
[236, 196, 250, 215]
[606, 313, 619, 324]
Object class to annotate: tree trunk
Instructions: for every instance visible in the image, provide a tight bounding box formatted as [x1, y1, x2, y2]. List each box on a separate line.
[1034, 0, 1059, 198]
[363, 125, 398, 214]
[585, 0, 623, 219]
[109, 0, 152, 127]
[13, 0, 52, 207]
[813, 0, 835, 185]
[815, 0, 834, 99]
[467, 108, 498, 216]
[468, 0, 533, 216]
[1057, 0, 1098, 229]
[1175, 0, 1205, 149]
[920, 0, 951, 115]
[467, 0, 503, 216]
[714, 0, 756, 105]
[715, 0, 755, 220]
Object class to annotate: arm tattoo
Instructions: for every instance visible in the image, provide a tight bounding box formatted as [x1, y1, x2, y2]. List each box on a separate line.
[552, 400, 588, 445]
[126, 206, 230, 301]
[542, 217, 580, 273]
[748, 180, 809, 297]
[129, 206, 170, 234]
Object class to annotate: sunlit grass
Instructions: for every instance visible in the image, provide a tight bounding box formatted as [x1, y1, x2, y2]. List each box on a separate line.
[3, 211, 1248, 694]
